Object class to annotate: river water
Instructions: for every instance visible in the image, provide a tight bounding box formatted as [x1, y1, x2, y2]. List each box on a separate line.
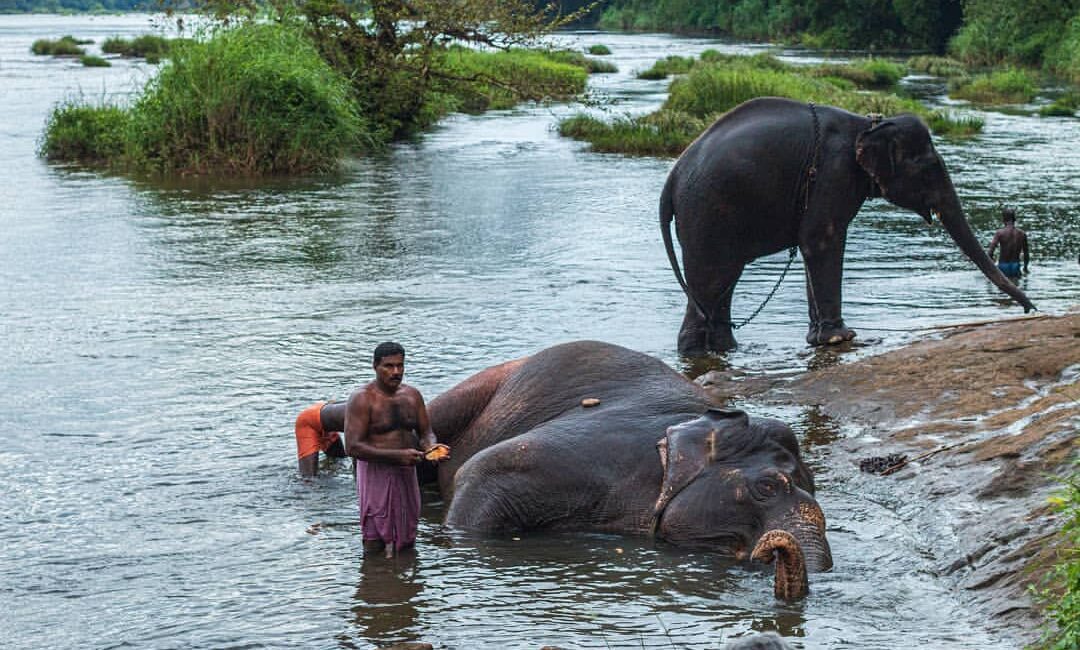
[1, 14, 1078, 650]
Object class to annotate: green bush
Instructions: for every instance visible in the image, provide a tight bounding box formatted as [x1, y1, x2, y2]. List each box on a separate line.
[31, 36, 85, 56]
[40, 101, 129, 163]
[102, 34, 173, 58]
[125, 22, 370, 175]
[101, 36, 128, 54]
[854, 58, 906, 87]
[80, 55, 111, 67]
[1032, 467, 1080, 650]
[950, 68, 1037, 104]
[587, 44, 611, 55]
[637, 55, 695, 80]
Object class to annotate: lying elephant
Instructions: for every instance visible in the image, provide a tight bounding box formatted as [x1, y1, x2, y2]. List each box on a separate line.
[661, 96, 1035, 354]
[426, 340, 832, 599]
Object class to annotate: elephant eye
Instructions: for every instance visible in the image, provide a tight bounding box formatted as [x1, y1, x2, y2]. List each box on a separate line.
[755, 477, 779, 498]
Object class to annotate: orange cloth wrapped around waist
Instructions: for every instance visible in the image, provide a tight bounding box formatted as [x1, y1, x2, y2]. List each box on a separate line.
[295, 401, 342, 459]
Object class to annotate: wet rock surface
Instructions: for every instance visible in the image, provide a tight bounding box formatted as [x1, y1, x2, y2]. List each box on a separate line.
[708, 311, 1079, 644]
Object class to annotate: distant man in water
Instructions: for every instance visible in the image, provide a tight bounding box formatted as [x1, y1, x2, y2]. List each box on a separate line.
[987, 207, 1029, 279]
[294, 401, 348, 477]
[346, 341, 447, 557]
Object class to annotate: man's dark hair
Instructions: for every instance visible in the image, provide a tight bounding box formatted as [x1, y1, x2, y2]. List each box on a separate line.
[1002, 207, 1017, 223]
[373, 341, 405, 366]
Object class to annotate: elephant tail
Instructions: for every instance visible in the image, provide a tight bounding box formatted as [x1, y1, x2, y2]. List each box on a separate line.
[660, 172, 709, 322]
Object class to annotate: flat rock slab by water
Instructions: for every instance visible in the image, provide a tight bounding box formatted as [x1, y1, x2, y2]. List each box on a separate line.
[752, 310, 1080, 643]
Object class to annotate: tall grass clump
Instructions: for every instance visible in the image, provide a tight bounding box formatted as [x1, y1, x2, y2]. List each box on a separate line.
[638, 55, 696, 80]
[102, 34, 173, 59]
[924, 111, 984, 136]
[558, 110, 708, 156]
[31, 36, 86, 56]
[1039, 93, 1080, 117]
[811, 58, 904, 89]
[907, 55, 968, 78]
[950, 68, 1037, 104]
[40, 101, 129, 164]
[80, 55, 110, 67]
[1032, 466, 1080, 650]
[664, 66, 842, 117]
[431, 47, 588, 114]
[541, 49, 617, 74]
[126, 22, 369, 175]
[587, 44, 611, 55]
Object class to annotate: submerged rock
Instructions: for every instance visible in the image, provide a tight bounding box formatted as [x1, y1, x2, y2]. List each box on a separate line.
[725, 632, 795, 649]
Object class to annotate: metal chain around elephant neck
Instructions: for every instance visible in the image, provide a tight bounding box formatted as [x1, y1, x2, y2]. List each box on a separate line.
[713, 102, 820, 331]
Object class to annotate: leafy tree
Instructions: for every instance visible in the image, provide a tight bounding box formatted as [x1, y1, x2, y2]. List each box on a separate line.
[182, 0, 590, 138]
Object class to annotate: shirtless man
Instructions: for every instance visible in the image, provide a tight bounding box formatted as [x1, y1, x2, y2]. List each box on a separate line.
[294, 401, 348, 477]
[988, 207, 1029, 279]
[346, 341, 448, 557]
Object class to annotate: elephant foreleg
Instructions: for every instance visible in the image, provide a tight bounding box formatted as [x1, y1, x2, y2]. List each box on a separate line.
[801, 244, 855, 346]
[678, 264, 744, 355]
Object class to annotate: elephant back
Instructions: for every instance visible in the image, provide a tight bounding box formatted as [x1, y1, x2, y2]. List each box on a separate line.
[456, 340, 710, 458]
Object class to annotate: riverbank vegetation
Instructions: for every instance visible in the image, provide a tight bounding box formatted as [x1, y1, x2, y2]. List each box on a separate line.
[560, 52, 983, 156]
[1034, 466, 1080, 650]
[40, 0, 596, 174]
[590, 0, 1080, 83]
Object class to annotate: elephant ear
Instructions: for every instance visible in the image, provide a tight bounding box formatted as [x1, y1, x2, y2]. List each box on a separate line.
[855, 120, 897, 197]
[654, 408, 750, 519]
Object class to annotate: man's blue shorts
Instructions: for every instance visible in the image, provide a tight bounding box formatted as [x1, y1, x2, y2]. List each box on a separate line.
[998, 261, 1022, 278]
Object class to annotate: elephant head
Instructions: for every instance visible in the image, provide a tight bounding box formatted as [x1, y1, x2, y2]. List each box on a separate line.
[653, 409, 832, 599]
[856, 115, 1035, 312]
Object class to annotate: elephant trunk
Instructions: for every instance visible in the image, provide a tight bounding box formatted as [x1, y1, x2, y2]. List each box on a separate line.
[752, 530, 809, 600]
[937, 196, 1035, 312]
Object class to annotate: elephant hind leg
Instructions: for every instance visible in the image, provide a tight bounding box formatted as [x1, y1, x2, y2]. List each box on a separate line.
[427, 357, 528, 443]
[678, 265, 743, 355]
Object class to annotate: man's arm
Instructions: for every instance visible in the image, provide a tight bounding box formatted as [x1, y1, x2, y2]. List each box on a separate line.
[414, 391, 438, 452]
[988, 232, 1000, 260]
[345, 390, 421, 465]
[298, 453, 319, 477]
[1022, 232, 1030, 271]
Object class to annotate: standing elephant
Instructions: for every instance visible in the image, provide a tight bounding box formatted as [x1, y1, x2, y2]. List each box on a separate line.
[426, 340, 832, 599]
[660, 96, 1035, 354]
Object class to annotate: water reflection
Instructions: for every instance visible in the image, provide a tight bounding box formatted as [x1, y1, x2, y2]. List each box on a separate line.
[797, 406, 843, 450]
[350, 552, 423, 646]
[680, 352, 733, 380]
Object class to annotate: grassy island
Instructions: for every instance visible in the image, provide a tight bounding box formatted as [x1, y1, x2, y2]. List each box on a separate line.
[40, 5, 596, 175]
[561, 53, 983, 157]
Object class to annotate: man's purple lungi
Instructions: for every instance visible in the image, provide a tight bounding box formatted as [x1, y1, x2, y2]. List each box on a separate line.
[355, 460, 421, 550]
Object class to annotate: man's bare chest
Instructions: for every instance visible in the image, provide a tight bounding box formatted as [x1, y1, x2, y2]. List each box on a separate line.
[369, 395, 419, 435]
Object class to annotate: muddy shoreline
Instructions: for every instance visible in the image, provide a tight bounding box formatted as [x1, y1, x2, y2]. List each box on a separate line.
[701, 310, 1079, 644]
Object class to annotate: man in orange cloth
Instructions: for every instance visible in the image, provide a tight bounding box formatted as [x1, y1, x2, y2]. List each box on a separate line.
[345, 342, 449, 557]
[294, 401, 349, 477]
